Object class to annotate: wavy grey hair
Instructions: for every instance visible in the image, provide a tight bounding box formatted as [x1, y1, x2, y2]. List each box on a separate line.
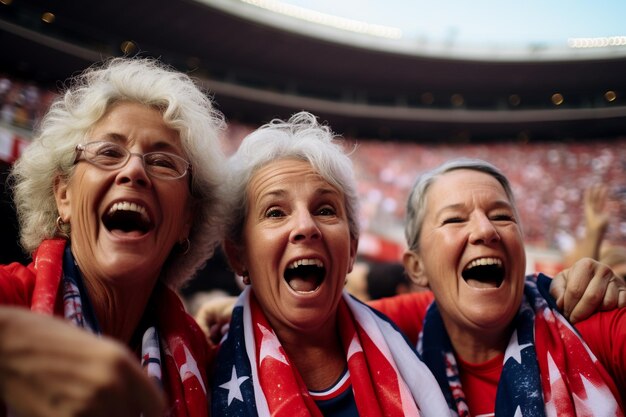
[223, 111, 360, 248]
[404, 158, 520, 251]
[10, 57, 226, 289]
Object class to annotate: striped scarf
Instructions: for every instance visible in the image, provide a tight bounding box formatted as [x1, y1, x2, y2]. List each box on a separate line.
[419, 275, 624, 417]
[211, 287, 451, 417]
[30, 240, 209, 417]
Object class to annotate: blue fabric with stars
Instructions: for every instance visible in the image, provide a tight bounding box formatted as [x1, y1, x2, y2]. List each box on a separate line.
[420, 274, 554, 417]
[211, 304, 258, 416]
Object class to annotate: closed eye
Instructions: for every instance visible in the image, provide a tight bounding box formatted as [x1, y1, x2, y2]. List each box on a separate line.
[442, 217, 464, 225]
[491, 214, 515, 221]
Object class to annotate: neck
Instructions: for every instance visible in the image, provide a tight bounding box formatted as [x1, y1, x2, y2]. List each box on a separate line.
[82, 275, 155, 344]
[444, 318, 513, 364]
[274, 319, 346, 391]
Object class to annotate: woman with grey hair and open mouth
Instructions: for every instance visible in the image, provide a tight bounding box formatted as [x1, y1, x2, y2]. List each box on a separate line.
[0, 57, 225, 417]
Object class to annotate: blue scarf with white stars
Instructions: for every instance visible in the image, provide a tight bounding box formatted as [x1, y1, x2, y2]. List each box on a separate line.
[418, 275, 623, 417]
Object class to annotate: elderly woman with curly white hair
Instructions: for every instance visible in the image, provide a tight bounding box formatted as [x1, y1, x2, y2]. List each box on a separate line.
[0, 57, 225, 417]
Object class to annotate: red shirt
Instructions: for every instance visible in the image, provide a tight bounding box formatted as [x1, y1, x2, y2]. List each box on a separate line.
[370, 291, 626, 414]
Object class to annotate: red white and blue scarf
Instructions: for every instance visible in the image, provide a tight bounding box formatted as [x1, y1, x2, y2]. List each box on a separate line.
[418, 275, 624, 417]
[28, 239, 209, 417]
[211, 287, 451, 417]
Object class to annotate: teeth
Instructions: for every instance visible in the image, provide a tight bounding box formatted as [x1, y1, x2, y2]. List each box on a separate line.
[465, 257, 502, 270]
[108, 202, 150, 222]
[287, 258, 324, 270]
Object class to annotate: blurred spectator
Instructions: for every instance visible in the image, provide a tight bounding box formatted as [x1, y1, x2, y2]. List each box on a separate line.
[179, 247, 241, 316]
[562, 184, 613, 266]
[600, 245, 626, 280]
[346, 258, 421, 302]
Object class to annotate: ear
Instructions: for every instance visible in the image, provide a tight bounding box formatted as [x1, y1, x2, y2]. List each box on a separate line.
[402, 250, 429, 288]
[53, 174, 71, 222]
[223, 238, 245, 276]
[347, 237, 359, 274]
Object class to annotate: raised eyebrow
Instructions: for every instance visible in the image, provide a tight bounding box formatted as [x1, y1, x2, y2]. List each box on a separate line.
[315, 186, 342, 200]
[256, 189, 287, 205]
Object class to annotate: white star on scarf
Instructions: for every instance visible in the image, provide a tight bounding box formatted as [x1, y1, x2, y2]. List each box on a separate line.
[573, 374, 619, 415]
[258, 323, 289, 365]
[179, 344, 207, 393]
[504, 329, 533, 365]
[545, 351, 563, 417]
[219, 366, 250, 406]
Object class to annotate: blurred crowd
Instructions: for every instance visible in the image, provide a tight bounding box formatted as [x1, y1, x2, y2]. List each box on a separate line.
[2, 73, 625, 264]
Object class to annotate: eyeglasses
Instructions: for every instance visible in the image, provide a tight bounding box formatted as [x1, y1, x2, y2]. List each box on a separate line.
[74, 141, 192, 180]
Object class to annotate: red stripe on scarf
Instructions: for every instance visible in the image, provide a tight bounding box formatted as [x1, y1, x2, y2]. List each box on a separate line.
[156, 285, 210, 417]
[338, 301, 407, 417]
[30, 239, 66, 314]
[534, 308, 624, 416]
[251, 296, 322, 417]
[250, 293, 420, 417]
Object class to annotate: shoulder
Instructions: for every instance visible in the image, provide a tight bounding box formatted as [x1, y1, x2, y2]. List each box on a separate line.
[369, 291, 434, 316]
[0, 260, 36, 305]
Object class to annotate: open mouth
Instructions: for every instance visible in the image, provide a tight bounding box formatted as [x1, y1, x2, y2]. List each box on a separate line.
[462, 257, 504, 289]
[284, 258, 326, 293]
[102, 201, 153, 236]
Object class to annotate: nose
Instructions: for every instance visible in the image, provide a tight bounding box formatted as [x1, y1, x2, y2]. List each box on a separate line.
[115, 153, 152, 187]
[289, 209, 321, 243]
[468, 213, 500, 245]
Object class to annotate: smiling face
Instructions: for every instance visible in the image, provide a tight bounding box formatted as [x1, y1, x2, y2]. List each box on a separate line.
[229, 159, 357, 334]
[404, 169, 526, 350]
[54, 101, 194, 289]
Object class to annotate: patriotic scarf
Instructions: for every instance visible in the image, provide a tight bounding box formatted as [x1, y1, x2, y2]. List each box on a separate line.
[28, 239, 210, 417]
[211, 286, 451, 417]
[419, 275, 624, 417]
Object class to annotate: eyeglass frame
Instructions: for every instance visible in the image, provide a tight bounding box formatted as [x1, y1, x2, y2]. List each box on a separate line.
[73, 141, 193, 180]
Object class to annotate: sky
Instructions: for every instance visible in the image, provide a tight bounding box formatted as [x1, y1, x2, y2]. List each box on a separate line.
[278, 0, 626, 49]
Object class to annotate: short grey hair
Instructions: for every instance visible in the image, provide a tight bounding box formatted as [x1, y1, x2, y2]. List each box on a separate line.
[223, 111, 360, 248]
[10, 57, 226, 289]
[404, 158, 520, 251]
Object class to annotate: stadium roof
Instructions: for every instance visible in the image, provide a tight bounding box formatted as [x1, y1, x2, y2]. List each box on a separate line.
[203, 0, 626, 61]
[1, 0, 626, 141]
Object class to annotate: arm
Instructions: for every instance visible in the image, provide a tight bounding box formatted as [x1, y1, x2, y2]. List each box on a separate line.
[0, 307, 165, 417]
[562, 184, 610, 267]
[368, 291, 434, 345]
[194, 295, 238, 346]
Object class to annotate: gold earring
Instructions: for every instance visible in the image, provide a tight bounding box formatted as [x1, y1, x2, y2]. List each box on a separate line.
[55, 216, 70, 239]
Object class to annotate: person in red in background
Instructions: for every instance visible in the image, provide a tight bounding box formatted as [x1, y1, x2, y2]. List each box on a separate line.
[0, 57, 226, 417]
[372, 158, 625, 416]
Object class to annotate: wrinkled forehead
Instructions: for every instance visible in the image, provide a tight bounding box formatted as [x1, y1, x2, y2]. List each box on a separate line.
[427, 169, 511, 206]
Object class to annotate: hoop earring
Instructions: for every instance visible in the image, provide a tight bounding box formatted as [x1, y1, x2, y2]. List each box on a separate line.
[241, 271, 251, 286]
[179, 238, 191, 255]
[55, 216, 70, 239]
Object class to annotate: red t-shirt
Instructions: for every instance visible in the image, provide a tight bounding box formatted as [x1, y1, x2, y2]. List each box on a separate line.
[370, 292, 626, 414]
